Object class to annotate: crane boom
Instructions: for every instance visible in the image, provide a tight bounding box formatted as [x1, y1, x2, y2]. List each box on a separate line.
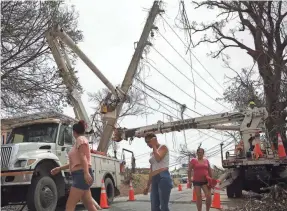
[46, 30, 93, 131]
[46, 25, 127, 132]
[113, 107, 268, 155]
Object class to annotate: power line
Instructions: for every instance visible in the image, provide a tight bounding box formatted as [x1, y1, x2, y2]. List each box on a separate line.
[160, 14, 225, 90]
[151, 46, 229, 110]
[135, 77, 199, 115]
[157, 30, 223, 97]
[133, 85, 181, 115]
[145, 59, 218, 113]
[134, 82, 235, 148]
[134, 83, 231, 142]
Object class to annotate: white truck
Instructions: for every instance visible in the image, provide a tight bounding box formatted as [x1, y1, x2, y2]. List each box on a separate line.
[113, 107, 287, 198]
[1, 111, 123, 210]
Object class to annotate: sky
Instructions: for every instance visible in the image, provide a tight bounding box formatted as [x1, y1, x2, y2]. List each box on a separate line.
[64, 0, 255, 170]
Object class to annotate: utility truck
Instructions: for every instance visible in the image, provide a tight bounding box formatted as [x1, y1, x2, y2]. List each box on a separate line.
[1, 112, 123, 210]
[112, 107, 287, 198]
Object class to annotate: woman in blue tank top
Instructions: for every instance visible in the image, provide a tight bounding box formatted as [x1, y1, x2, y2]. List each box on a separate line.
[143, 133, 173, 211]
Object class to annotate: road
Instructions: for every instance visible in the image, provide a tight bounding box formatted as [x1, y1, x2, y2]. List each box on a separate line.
[3, 187, 241, 211]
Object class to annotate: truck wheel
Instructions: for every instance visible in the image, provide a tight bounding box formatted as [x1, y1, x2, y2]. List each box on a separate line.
[27, 176, 58, 211]
[234, 178, 243, 198]
[1, 197, 8, 207]
[105, 178, 115, 205]
[226, 185, 234, 198]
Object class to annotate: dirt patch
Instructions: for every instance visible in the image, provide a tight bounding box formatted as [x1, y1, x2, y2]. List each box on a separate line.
[119, 174, 149, 196]
[118, 174, 180, 197]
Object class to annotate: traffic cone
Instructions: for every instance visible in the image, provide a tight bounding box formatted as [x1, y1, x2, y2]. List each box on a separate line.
[128, 180, 135, 201]
[211, 185, 222, 209]
[178, 184, 182, 191]
[253, 134, 263, 159]
[277, 133, 287, 158]
[192, 188, 197, 202]
[100, 179, 109, 209]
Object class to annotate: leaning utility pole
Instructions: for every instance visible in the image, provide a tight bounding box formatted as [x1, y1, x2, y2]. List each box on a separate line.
[97, 1, 163, 153]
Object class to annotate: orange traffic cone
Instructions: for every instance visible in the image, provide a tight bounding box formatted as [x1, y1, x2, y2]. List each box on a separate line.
[253, 134, 263, 159]
[128, 180, 135, 201]
[178, 184, 182, 191]
[192, 188, 197, 202]
[277, 133, 287, 158]
[100, 179, 109, 209]
[211, 185, 222, 209]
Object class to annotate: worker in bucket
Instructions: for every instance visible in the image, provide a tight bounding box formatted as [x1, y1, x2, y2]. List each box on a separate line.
[143, 133, 173, 211]
[248, 101, 258, 112]
[51, 120, 98, 211]
[188, 148, 213, 211]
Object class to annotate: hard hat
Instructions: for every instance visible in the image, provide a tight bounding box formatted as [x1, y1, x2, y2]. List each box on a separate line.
[249, 101, 256, 105]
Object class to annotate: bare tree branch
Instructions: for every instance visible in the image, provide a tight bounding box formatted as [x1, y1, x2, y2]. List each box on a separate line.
[88, 86, 150, 143]
[1, 1, 83, 117]
[182, 1, 287, 146]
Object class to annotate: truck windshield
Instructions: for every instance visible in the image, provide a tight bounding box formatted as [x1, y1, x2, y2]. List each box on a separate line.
[6, 123, 58, 144]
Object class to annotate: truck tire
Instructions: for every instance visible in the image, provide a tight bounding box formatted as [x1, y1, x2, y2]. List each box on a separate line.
[1, 197, 8, 207]
[226, 185, 234, 198]
[234, 183, 243, 198]
[105, 177, 115, 205]
[27, 176, 58, 211]
[227, 177, 243, 198]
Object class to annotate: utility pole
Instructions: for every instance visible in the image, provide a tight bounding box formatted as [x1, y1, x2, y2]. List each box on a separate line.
[97, 1, 163, 153]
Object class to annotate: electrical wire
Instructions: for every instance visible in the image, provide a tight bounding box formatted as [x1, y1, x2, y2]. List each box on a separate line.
[133, 82, 240, 157]
[157, 30, 223, 97]
[134, 83, 233, 145]
[151, 46, 229, 110]
[160, 14, 224, 90]
[145, 59, 218, 113]
[135, 77, 235, 141]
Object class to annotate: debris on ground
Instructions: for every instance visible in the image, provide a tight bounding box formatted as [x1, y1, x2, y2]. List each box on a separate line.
[225, 183, 287, 211]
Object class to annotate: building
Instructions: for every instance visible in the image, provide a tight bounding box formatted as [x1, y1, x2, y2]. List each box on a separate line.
[170, 164, 188, 178]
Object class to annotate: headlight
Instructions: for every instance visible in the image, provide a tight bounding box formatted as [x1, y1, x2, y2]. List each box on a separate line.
[14, 159, 37, 168]
[27, 159, 37, 166]
[14, 160, 27, 168]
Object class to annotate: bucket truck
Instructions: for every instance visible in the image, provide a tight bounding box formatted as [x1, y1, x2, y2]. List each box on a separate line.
[112, 107, 287, 197]
[0, 25, 131, 210]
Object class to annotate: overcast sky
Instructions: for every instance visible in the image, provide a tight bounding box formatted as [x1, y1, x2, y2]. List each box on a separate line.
[64, 0, 254, 169]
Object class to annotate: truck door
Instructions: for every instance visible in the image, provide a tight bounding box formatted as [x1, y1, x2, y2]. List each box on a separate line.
[56, 124, 74, 166]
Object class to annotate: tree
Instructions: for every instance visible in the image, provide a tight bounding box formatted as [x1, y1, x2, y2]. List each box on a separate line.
[180, 1, 287, 146]
[212, 165, 226, 179]
[88, 86, 149, 146]
[1, 1, 83, 116]
[176, 144, 196, 165]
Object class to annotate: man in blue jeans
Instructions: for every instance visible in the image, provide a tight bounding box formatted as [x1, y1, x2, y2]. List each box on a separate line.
[143, 133, 173, 211]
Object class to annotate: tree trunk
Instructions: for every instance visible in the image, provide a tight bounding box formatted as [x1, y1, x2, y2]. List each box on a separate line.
[257, 54, 286, 150]
[266, 117, 286, 149]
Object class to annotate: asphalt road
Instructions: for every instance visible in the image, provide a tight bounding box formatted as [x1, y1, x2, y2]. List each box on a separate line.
[3, 187, 240, 211]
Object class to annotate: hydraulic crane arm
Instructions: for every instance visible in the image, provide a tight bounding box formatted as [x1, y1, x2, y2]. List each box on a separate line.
[47, 25, 123, 97]
[113, 107, 268, 142]
[46, 25, 126, 131]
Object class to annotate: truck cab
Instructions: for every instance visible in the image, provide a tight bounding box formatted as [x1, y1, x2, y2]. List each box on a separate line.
[1, 112, 121, 210]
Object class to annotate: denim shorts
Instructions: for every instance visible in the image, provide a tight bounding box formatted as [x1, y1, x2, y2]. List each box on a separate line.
[71, 168, 94, 190]
[193, 181, 208, 186]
